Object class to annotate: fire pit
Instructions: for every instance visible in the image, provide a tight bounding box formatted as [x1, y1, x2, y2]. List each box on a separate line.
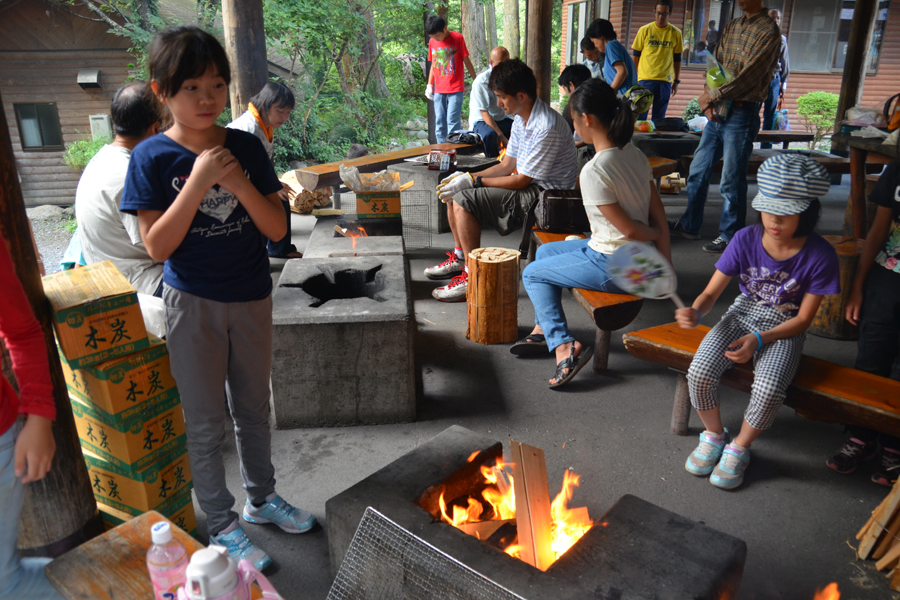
[270, 255, 414, 428]
[326, 426, 747, 599]
[304, 215, 404, 259]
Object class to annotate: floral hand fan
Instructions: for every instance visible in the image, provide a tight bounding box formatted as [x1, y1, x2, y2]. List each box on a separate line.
[608, 241, 685, 309]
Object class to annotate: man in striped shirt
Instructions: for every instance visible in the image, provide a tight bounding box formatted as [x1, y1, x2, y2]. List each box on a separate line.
[668, 0, 780, 253]
[426, 59, 578, 302]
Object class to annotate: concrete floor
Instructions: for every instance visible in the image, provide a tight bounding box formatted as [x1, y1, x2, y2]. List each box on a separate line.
[203, 179, 895, 600]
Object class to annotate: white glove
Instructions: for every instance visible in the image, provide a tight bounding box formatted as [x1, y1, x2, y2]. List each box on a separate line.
[425, 84, 434, 101]
[436, 172, 474, 203]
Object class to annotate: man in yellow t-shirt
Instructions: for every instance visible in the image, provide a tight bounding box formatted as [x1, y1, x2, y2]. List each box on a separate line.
[631, 0, 683, 120]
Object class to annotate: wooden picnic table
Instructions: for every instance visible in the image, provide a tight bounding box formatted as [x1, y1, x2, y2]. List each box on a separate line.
[662, 129, 814, 148]
[832, 132, 898, 238]
[753, 130, 815, 148]
[46, 511, 265, 600]
[295, 143, 480, 191]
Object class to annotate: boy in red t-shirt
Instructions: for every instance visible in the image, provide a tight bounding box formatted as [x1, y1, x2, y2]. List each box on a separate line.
[425, 15, 476, 143]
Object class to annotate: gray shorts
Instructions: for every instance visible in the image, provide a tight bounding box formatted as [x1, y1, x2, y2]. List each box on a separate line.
[454, 184, 541, 236]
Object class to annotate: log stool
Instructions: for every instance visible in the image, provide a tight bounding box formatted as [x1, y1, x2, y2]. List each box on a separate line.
[809, 235, 864, 340]
[466, 247, 520, 345]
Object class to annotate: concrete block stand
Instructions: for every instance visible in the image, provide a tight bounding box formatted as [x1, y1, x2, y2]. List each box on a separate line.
[271, 256, 415, 428]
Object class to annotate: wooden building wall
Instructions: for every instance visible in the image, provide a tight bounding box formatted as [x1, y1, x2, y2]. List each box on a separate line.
[560, 0, 900, 135]
[0, 0, 132, 206]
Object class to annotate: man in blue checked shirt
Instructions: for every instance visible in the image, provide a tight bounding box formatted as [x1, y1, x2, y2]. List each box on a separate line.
[425, 59, 578, 302]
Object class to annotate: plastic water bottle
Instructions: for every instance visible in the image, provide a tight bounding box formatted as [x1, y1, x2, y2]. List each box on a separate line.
[147, 521, 188, 600]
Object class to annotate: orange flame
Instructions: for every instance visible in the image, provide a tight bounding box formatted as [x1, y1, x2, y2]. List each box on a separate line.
[481, 459, 516, 520]
[812, 583, 839, 600]
[438, 456, 592, 567]
[549, 469, 593, 561]
[341, 225, 368, 249]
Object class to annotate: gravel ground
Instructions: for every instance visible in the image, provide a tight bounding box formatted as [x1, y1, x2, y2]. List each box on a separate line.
[26, 205, 76, 275]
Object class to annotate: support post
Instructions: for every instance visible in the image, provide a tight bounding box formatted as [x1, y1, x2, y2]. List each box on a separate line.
[593, 329, 610, 373]
[525, 0, 552, 103]
[503, 0, 520, 58]
[672, 372, 691, 435]
[831, 0, 879, 155]
[222, 0, 269, 117]
[0, 93, 96, 555]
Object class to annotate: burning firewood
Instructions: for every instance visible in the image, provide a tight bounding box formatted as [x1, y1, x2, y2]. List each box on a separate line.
[509, 440, 554, 571]
[434, 442, 593, 570]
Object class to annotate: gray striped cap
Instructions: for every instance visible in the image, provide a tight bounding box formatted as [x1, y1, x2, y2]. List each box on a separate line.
[751, 154, 830, 215]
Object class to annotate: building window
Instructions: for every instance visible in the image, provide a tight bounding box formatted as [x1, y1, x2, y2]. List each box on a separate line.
[565, 1, 591, 66]
[789, 0, 890, 73]
[13, 103, 63, 151]
[683, 0, 738, 66]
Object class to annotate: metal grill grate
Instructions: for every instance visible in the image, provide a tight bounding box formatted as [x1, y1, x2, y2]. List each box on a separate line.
[399, 191, 432, 250]
[326, 508, 526, 600]
[333, 191, 432, 249]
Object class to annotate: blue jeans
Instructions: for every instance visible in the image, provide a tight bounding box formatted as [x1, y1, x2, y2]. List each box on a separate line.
[677, 103, 760, 242]
[637, 80, 672, 121]
[0, 422, 63, 600]
[522, 239, 623, 352]
[267, 199, 297, 257]
[433, 91, 464, 144]
[473, 118, 513, 158]
[760, 74, 781, 149]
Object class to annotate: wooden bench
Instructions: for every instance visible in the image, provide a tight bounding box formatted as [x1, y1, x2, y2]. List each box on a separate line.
[531, 231, 643, 373]
[647, 156, 679, 184]
[295, 143, 478, 191]
[622, 322, 900, 436]
[679, 153, 884, 177]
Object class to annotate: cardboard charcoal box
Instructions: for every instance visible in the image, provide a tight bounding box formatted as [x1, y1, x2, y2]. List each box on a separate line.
[71, 395, 186, 472]
[350, 172, 413, 219]
[59, 335, 179, 425]
[85, 446, 192, 516]
[43, 261, 149, 369]
[97, 485, 198, 537]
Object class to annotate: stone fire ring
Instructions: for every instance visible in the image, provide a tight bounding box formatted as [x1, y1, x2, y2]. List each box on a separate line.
[326, 425, 747, 600]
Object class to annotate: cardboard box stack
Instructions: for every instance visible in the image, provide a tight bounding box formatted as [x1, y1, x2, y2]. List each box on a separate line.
[43, 262, 197, 536]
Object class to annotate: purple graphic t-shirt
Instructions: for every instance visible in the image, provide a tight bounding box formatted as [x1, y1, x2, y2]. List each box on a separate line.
[715, 225, 840, 317]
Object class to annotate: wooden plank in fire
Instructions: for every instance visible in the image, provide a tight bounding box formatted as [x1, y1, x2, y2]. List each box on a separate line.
[509, 440, 554, 571]
[457, 519, 514, 540]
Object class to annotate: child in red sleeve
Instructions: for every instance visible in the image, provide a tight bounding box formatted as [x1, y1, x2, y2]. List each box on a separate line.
[0, 233, 62, 600]
[425, 15, 476, 143]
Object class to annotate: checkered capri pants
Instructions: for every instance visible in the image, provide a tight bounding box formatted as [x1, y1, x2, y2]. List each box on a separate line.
[687, 294, 805, 430]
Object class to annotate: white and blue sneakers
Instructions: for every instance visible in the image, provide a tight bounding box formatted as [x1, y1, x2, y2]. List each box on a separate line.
[686, 430, 751, 489]
[710, 444, 751, 490]
[685, 430, 729, 476]
[243, 493, 317, 534]
[209, 521, 272, 571]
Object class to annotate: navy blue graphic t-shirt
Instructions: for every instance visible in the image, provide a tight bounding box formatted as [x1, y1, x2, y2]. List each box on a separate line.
[120, 129, 282, 302]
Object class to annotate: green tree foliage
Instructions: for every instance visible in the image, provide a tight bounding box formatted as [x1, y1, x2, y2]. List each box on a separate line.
[682, 97, 701, 122]
[796, 91, 840, 147]
[64, 135, 110, 172]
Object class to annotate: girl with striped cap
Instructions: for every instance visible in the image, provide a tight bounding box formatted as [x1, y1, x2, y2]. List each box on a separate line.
[673, 154, 840, 489]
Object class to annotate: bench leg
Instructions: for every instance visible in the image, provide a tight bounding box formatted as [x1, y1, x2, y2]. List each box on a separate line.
[593, 329, 610, 373]
[527, 238, 536, 261]
[672, 372, 691, 435]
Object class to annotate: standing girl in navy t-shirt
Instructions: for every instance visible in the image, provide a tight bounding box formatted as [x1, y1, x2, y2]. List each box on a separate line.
[674, 155, 840, 490]
[120, 26, 314, 570]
